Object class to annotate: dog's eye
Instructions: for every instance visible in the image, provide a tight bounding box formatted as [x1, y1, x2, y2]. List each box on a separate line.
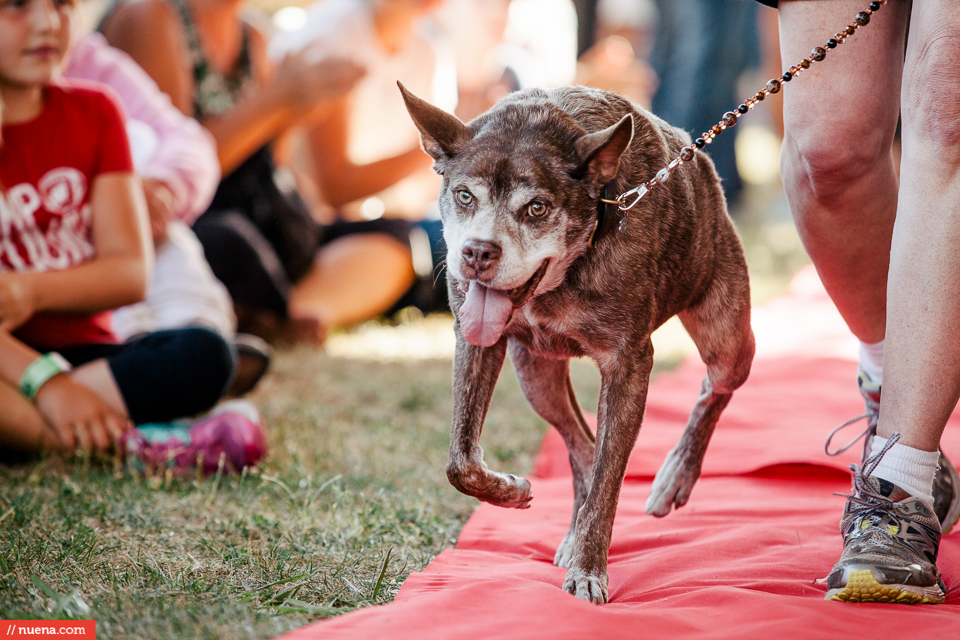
[528, 202, 549, 217]
[456, 190, 473, 206]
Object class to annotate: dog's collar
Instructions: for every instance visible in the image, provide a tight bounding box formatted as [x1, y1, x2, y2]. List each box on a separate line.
[588, 183, 624, 249]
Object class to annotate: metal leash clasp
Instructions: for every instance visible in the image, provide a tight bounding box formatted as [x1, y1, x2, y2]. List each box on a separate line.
[599, 183, 649, 214]
[598, 183, 649, 236]
[613, 165, 672, 213]
[614, 184, 649, 211]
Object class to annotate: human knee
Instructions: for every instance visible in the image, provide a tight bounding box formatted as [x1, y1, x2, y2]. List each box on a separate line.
[903, 30, 960, 150]
[781, 121, 890, 205]
[181, 326, 235, 411]
[352, 232, 412, 258]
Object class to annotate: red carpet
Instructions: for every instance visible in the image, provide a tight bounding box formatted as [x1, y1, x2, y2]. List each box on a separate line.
[277, 267, 960, 639]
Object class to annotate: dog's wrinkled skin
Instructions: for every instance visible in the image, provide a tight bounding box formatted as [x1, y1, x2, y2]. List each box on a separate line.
[400, 83, 755, 605]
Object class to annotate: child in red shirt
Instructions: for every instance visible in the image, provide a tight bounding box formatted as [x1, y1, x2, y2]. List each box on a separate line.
[0, 0, 234, 455]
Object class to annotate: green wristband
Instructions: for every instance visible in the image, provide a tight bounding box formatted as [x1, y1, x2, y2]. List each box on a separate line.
[19, 352, 73, 402]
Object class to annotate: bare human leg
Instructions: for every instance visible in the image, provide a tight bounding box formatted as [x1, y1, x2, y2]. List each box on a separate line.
[778, 0, 907, 345]
[780, 0, 955, 604]
[288, 233, 416, 330]
[878, 0, 960, 452]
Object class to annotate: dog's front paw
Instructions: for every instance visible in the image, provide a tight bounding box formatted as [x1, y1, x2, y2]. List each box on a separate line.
[553, 532, 576, 568]
[448, 463, 533, 509]
[562, 567, 608, 604]
[646, 447, 699, 517]
[487, 472, 533, 509]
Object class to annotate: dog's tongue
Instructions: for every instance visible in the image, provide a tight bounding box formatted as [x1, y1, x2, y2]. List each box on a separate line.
[459, 283, 514, 347]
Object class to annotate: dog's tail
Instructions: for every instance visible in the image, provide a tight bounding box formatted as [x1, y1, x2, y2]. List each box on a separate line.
[567, 375, 596, 445]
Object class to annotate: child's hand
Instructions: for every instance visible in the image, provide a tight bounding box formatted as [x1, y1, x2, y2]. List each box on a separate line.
[34, 374, 131, 452]
[0, 273, 35, 331]
[142, 177, 176, 245]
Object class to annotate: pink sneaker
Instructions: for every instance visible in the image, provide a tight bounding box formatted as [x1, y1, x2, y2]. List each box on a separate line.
[123, 400, 268, 474]
[190, 401, 268, 473]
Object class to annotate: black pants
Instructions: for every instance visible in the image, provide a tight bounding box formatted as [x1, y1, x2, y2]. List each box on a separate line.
[58, 327, 234, 425]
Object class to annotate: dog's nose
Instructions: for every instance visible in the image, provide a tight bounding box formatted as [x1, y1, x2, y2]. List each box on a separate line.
[461, 240, 502, 275]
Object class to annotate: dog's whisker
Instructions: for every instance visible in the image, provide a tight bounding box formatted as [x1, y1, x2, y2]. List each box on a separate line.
[432, 261, 448, 287]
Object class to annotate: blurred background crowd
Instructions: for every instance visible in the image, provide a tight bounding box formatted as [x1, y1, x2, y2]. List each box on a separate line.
[1, 0, 796, 462]
[84, 0, 785, 348]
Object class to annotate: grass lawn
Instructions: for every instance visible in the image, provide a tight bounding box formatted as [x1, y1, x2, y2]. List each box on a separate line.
[0, 329, 603, 639]
[0, 193, 808, 639]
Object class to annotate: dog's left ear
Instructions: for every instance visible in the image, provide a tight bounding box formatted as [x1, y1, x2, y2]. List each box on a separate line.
[399, 81, 472, 164]
[573, 114, 634, 188]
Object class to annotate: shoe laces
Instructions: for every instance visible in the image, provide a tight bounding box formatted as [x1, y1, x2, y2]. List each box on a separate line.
[834, 432, 900, 512]
[824, 375, 881, 456]
[825, 414, 876, 457]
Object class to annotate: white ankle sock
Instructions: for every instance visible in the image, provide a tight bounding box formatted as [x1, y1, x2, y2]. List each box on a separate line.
[869, 435, 938, 508]
[858, 339, 884, 384]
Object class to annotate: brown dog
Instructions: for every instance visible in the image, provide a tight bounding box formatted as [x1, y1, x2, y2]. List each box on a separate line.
[400, 83, 755, 604]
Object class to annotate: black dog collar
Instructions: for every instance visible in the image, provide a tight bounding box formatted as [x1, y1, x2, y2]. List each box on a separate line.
[588, 183, 623, 249]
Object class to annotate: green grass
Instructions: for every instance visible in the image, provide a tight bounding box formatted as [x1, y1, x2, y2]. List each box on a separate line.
[0, 344, 607, 639]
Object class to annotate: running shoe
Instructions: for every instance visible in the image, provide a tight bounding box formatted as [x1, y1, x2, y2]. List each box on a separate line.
[825, 434, 946, 604]
[825, 368, 960, 534]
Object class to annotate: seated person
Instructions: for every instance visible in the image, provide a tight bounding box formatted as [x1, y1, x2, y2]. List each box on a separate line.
[269, 0, 453, 222]
[62, 32, 269, 396]
[0, 0, 233, 454]
[101, 0, 424, 344]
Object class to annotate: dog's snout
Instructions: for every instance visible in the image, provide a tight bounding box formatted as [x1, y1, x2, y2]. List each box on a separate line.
[461, 239, 502, 275]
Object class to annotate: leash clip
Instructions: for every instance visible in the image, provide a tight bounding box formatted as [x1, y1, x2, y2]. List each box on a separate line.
[615, 184, 649, 211]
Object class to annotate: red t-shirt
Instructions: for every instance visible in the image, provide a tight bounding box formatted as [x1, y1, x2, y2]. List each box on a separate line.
[0, 82, 134, 350]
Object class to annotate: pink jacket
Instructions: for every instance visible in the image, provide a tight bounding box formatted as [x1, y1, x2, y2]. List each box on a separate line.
[63, 33, 220, 225]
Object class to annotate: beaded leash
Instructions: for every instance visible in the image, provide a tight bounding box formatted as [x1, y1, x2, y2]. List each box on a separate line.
[604, 0, 886, 231]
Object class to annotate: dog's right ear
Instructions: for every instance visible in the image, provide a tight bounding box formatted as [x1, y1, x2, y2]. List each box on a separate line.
[399, 82, 471, 164]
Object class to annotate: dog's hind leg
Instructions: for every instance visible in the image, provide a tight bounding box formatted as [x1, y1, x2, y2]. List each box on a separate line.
[646, 269, 755, 517]
[447, 336, 534, 509]
[509, 340, 595, 568]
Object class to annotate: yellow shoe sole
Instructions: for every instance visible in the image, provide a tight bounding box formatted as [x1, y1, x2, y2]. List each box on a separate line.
[826, 569, 945, 604]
